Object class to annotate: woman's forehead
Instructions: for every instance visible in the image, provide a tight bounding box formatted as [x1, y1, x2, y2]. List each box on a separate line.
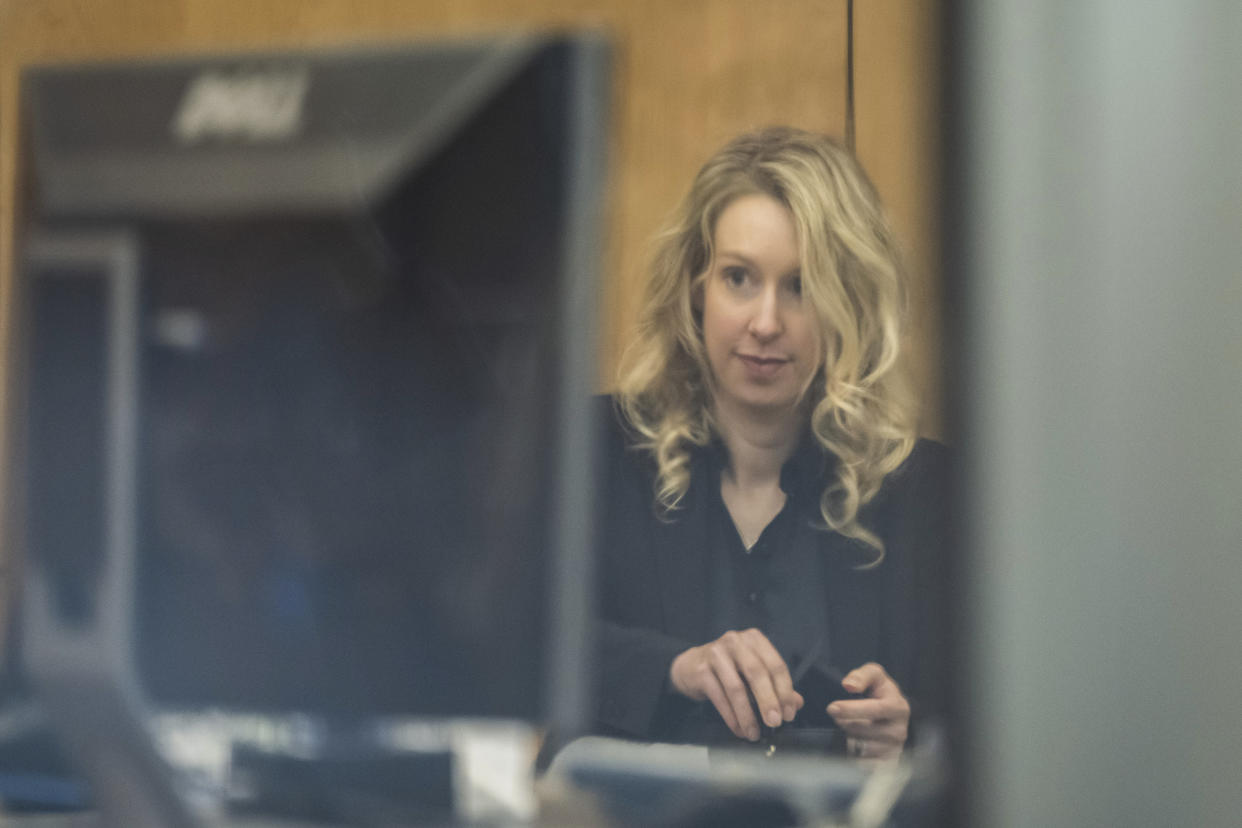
[712, 195, 800, 267]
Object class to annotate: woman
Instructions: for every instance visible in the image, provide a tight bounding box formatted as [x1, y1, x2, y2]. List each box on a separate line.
[594, 127, 948, 761]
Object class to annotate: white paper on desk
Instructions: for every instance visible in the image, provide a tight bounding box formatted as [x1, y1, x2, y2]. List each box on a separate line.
[452, 722, 537, 822]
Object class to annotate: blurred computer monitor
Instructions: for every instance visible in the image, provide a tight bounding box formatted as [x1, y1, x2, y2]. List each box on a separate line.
[15, 35, 607, 735]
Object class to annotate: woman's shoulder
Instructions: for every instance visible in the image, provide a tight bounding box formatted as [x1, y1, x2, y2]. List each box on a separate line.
[852, 437, 953, 572]
[593, 393, 631, 448]
[592, 395, 667, 531]
[870, 437, 952, 514]
[901, 437, 950, 480]
[593, 394, 655, 473]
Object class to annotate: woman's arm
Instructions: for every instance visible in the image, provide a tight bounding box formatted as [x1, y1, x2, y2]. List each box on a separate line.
[595, 621, 692, 737]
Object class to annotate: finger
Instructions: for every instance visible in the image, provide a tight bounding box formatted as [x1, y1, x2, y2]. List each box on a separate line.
[726, 633, 785, 729]
[833, 717, 877, 738]
[867, 747, 903, 763]
[842, 662, 899, 698]
[847, 737, 902, 763]
[709, 644, 761, 740]
[827, 697, 908, 722]
[698, 667, 744, 738]
[869, 720, 908, 746]
[832, 717, 907, 745]
[742, 629, 803, 721]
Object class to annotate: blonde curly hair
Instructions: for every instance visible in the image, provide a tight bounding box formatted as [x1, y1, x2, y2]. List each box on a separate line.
[615, 127, 917, 559]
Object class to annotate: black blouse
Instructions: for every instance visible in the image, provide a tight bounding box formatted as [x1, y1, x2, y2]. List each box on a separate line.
[592, 398, 950, 746]
[702, 438, 832, 682]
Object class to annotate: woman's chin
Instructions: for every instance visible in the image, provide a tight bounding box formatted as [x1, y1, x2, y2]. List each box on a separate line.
[718, 388, 805, 419]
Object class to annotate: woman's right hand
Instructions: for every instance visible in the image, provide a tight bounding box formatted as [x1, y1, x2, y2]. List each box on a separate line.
[668, 628, 804, 741]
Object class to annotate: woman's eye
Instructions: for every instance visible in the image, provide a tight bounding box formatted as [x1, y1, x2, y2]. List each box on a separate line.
[787, 275, 802, 296]
[722, 266, 749, 287]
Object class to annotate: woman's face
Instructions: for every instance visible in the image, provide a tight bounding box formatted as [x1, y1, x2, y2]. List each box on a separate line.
[700, 193, 822, 419]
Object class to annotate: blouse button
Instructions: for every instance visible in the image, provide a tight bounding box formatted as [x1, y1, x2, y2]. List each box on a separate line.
[746, 591, 760, 605]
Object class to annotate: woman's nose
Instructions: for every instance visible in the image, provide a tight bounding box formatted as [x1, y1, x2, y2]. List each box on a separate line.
[748, 289, 783, 340]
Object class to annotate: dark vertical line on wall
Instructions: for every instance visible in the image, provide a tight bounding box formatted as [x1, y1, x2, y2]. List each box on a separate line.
[846, 0, 855, 150]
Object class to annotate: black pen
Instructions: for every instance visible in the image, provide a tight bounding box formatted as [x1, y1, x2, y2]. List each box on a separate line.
[760, 634, 825, 756]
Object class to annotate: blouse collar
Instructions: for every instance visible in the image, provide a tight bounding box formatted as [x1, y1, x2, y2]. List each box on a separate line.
[699, 427, 831, 501]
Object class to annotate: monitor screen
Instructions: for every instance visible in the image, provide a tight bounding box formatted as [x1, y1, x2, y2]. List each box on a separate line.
[18, 36, 607, 724]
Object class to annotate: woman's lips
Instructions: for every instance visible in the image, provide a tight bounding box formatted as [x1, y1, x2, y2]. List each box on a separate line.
[737, 354, 790, 377]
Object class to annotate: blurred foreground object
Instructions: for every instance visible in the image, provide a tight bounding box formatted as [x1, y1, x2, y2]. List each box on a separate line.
[952, 2, 1242, 826]
[14, 33, 608, 825]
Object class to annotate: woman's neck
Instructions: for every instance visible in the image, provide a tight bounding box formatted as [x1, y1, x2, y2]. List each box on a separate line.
[712, 398, 804, 490]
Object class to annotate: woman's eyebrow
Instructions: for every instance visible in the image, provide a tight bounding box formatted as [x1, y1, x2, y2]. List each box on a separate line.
[718, 251, 800, 279]
[716, 250, 755, 266]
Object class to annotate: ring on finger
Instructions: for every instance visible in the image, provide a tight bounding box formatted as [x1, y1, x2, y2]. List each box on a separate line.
[849, 737, 865, 758]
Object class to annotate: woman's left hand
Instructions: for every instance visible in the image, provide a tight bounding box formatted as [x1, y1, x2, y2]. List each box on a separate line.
[826, 662, 909, 762]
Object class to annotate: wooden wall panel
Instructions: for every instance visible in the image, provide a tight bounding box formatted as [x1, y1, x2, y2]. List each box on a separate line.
[854, 0, 944, 438]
